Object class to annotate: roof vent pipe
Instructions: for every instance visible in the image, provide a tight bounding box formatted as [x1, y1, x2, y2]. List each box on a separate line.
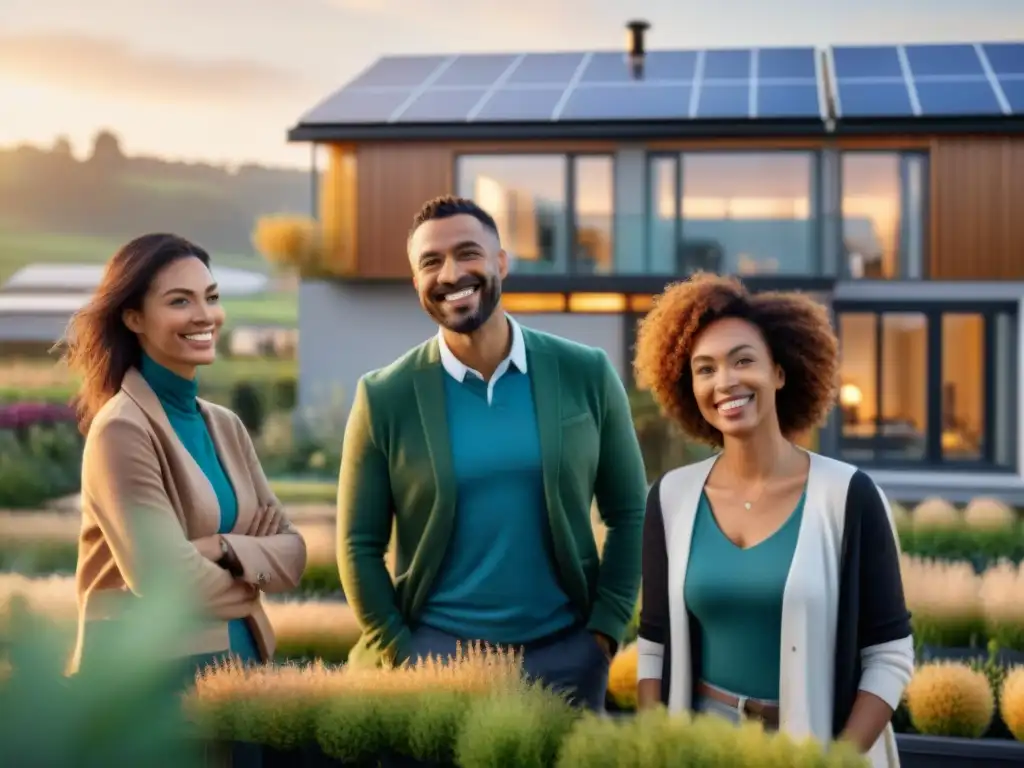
[626, 20, 651, 80]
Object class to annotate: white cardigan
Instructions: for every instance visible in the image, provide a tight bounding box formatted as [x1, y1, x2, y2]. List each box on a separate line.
[637, 452, 914, 768]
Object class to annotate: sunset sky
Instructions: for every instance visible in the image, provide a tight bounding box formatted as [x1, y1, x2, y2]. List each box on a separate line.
[2, 0, 1023, 168]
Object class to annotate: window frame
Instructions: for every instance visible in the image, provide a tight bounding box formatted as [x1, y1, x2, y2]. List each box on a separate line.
[645, 148, 826, 277]
[837, 149, 931, 281]
[452, 151, 616, 277]
[833, 299, 1018, 472]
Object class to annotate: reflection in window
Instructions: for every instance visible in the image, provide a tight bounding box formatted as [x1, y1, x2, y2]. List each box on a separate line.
[648, 157, 677, 274]
[941, 314, 984, 460]
[678, 153, 816, 275]
[841, 153, 901, 279]
[456, 155, 568, 273]
[838, 313, 878, 460]
[573, 156, 614, 274]
[838, 312, 928, 462]
[880, 313, 927, 460]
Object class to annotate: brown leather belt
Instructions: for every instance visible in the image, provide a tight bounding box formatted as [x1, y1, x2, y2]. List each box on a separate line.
[696, 681, 780, 729]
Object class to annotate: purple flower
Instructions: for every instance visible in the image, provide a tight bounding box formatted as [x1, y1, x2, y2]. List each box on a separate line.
[0, 402, 76, 430]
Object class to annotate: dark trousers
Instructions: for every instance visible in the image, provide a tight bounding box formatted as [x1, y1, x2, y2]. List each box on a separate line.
[406, 623, 610, 712]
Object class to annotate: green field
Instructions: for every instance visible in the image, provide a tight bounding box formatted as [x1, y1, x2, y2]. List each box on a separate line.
[0, 228, 269, 285]
[222, 293, 298, 327]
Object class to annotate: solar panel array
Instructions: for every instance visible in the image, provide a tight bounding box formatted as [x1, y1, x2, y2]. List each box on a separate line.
[299, 42, 1024, 127]
[301, 48, 824, 125]
[831, 43, 1024, 118]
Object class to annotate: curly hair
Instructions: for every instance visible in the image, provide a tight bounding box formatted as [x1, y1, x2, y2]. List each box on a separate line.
[633, 272, 839, 446]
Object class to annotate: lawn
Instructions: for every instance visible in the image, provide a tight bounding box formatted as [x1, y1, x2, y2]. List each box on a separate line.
[222, 293, 298, 328]
[0, 227, 268, 284]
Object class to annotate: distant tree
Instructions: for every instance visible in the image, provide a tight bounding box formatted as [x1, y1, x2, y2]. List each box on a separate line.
[51, 135, 73, 157]
[251, 214, 327, 275]
[89, 129, 124, 167]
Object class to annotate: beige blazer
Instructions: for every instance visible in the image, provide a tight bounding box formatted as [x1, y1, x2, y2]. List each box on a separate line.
[71, 368, 307, 672]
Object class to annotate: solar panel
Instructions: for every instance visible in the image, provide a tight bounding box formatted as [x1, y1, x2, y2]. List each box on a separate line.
[396, 87, 489, 122]
[757, 48, 817, 79]
[433, 54, 519, 87]
[904, 44, 984, 77]
[471, 86, 566, 121]
[703, 49, 751, 80]
[347, 55, 449, 88]
[916, 81, 1003, 116]
[831, 43, 1012, 119]
[832, 46, 903, 79]
[296, 42, 1024, 131]
[835, 82, 914, 118]
[999, 78, 1024, 113]
[507, 53, 585, 85]
[695, 84, 750, 118]
[559, 84, 691, 120]
[982, 43, 1024, 76]
[757, 84, 821, 118]
[300, 87, 414, 124]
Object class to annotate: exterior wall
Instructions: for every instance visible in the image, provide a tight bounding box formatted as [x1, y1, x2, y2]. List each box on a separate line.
[297, 280, 626, 412]
[929, 137, 1024, 280]
[318, 135, 1024, 283]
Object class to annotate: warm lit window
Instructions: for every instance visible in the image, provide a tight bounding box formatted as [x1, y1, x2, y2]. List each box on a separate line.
[502, 293, 567, 313]
[649, 152, 818, 277]
[573, 156, 614, 275]
[840, 151, 927, 280]
[567, 293, 628, 313]
[836, 305, 1016, 469]
[456, 155, 568, 274]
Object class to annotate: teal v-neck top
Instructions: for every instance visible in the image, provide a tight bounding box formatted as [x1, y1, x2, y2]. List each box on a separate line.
[684, 490, 805, 701]
[139, 353, 261, 662]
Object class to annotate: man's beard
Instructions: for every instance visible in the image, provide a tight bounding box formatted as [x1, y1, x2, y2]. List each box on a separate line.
[424, 276, 501, 334]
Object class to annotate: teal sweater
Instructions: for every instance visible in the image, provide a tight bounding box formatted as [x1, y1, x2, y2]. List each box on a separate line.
[418, 367, 575, 644]
[140, 354, 261, 662]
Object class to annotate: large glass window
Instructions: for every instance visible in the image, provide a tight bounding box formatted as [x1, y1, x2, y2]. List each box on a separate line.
[841, 151, 928, 279]
[837, 305, 1017, 469]
[456, 155, 568, 273]
[679, 152, 817, 275]
[573, 156, 614, 274]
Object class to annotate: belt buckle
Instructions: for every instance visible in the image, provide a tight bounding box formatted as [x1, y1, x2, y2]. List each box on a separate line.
[736, 695, 762, 724]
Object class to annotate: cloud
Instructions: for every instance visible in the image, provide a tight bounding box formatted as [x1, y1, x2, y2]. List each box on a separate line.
[0, 32, 311, 105]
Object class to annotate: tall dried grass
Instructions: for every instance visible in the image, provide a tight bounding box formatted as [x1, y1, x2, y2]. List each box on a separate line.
[900, 554, 982, 623]
[964, 497, 1017, 530]
[0, 512, 79, 544]
[191, 641, 521, 704]
[0, 573, 360, 650]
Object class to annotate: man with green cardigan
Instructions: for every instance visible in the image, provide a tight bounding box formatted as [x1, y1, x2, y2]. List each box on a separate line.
[336, 195, 648, 710]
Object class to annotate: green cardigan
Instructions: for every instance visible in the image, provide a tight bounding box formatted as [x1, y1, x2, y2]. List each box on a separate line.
[337, 325, 648, 667]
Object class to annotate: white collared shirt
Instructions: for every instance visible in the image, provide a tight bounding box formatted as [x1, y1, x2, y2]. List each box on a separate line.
[437, 315, 527, 405]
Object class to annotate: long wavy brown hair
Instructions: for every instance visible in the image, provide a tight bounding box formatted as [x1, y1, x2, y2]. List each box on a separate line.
[59, 233, 211, 434]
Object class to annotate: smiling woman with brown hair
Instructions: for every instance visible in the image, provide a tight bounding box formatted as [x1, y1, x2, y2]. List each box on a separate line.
[62, 233, 306, 682]
[633, 273, 913, 768]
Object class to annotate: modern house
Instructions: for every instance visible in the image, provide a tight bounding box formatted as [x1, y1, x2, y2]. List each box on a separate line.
[287, 31, 1024, 503]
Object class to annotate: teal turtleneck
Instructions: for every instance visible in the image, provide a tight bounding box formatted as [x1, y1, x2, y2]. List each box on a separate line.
[139, 353, 261, 663]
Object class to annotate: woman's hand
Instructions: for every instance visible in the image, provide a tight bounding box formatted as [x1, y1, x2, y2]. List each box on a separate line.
[193, 535, 224, 562]
[246, 503, 283, 537]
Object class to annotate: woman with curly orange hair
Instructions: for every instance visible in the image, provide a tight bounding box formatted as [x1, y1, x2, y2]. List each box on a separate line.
[633, 273, 912, 768]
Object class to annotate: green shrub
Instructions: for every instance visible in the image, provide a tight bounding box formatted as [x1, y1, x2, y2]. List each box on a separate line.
[455, 685, 579, 768]
[898, 522, 1024, 567]
[230, 381, 265, 435]
[557, 708, 867, 768]
[628, 389, 714, 482]
[0, 424, 83, 508]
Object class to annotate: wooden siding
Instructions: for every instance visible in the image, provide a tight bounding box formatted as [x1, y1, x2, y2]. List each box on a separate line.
[319, 144, 359, 275]
[335, 135, 1024, 281]
[930, 137, 1024, 280]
